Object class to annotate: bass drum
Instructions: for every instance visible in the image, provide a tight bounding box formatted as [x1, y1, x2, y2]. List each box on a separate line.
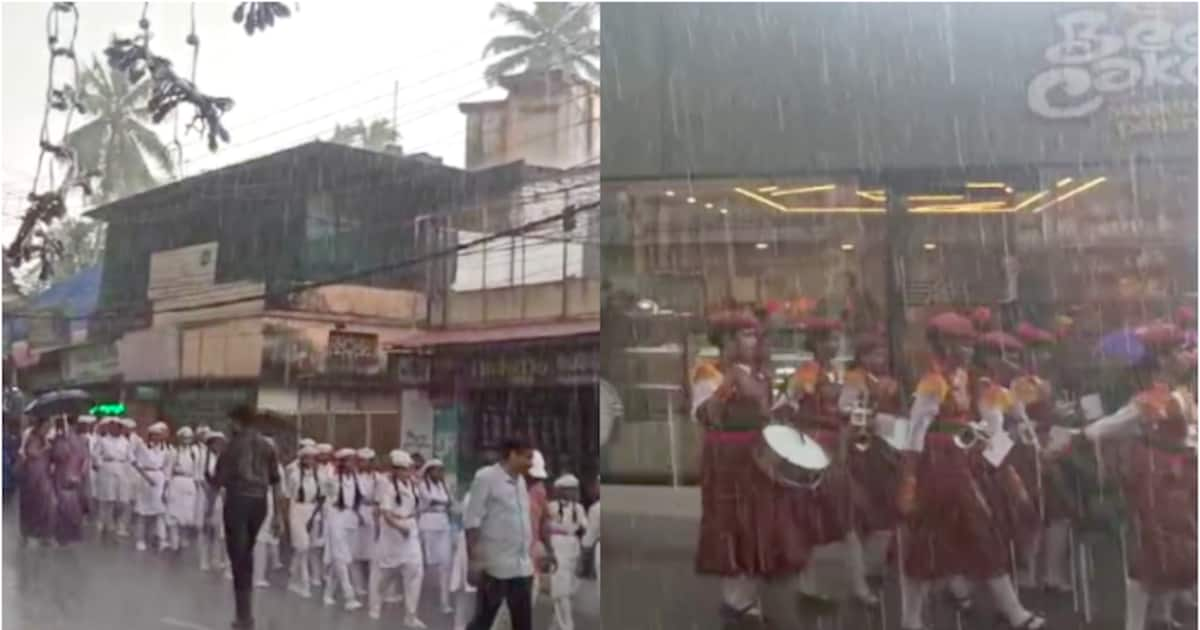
[753, 424, 829, 489]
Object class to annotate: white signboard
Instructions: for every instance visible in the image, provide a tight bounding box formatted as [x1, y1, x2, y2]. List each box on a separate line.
[64, 343, 120, 383]
[401, 389, 435, 457]
[1027, 8, 1198, 120]
[148, 242, 218, 300]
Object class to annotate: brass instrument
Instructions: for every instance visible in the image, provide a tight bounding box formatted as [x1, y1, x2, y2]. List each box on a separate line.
[953, 422, 992, 450]
[1015, 420, 1039, 446]
[848, 402, 875, 453]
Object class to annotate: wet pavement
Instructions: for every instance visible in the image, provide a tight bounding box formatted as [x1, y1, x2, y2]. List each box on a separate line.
[3, 507, 599, 630]
[604, 486, 1197, 630]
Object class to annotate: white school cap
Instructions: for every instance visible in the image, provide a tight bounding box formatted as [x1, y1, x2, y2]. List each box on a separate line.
[553, 474, 580, 489]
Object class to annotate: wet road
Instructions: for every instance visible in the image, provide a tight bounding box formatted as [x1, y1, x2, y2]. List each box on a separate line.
[604, 485, 1197, 630]
[2, 508, 599, 630]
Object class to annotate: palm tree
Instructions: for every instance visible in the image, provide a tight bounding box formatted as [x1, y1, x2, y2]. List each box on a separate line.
[482, 3, 599, 87]
[65, 56, 173, 203]
[362, 118, 398, 150]
[330, 120, 364, 145]
[329, 118, 398, 151]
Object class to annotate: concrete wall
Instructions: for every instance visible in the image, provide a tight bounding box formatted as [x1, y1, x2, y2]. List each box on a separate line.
[180, 318, 264, 379]
[442, 278, 601, 327]
[289, 284, 426, 322]
[464, 80, 600, 171]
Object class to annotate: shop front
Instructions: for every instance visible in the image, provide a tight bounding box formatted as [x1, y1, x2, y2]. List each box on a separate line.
[399, 322, 600, 484]
[600, 2, 1198, 484]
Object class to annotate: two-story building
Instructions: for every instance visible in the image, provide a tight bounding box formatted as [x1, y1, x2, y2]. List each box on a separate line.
[78, 141, 530, 454]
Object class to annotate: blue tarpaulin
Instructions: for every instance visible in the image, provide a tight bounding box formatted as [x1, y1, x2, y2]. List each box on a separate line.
[3, 266, 102, 343]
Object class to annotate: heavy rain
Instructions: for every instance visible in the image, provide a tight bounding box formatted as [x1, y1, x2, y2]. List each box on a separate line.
[600, 3, 1196, 630]
[2, 3, 600, 630]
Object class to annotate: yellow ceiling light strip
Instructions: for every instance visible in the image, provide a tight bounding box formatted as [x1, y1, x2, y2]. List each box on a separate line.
[856, 190, 887, 203]
[1011, 190, 1050, 212]
[908, 194, 965, 202]
[757, 185, 779, 193]
[769, 184, 836, 197]
[777, 206, 886, 214]
[1056, 177, 1074, 188]
[734, 187, 790, 212]
[1033, 177, 1107, 214]
[911, 200, 1013, 214]
[966, 182, 1008, 189]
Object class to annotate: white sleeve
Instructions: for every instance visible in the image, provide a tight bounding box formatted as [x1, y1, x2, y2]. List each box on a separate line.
[906, 393, 940, 453]
[1083, 402, 1142, 442]
[463, 474, 490, 530]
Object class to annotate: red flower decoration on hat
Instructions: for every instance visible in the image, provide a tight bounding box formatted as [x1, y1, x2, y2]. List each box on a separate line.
[1175, 306, 1196, 328]
[971, 306, 993, 328]
[708, 308, 761, 333]
[979, 330, 1026, 352]
[928, 312, 977, 339]
[802, 316, 843, 334]
[1135, 321, 1182, 349]
[1016, 322, 1056, 347]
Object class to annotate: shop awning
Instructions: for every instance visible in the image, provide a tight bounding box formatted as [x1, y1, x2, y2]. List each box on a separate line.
[387, 319, 600, 350]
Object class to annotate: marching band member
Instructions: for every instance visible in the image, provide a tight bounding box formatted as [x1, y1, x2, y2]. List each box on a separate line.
[286, 444, 325, 599]
[164, 426, 200, 552]
[450, 488, 477, 630]
[547, 474, 588, 630]
[198, 431, 229, 572]
[897, 312, 1045, 630]
[693, 308, 813, 626]
[418, 458, 455, 614]
[316, 443, 336, 485]
[974, 330, 1041, 583]
[837, 332, 903, 590]
[1011, 322, 1077, 594]
[351, 448, 379, 598]
[132, 422, 170, 552]
[1079, 322, 1196, 630]
[369, 449, 426, 627]
[323, 448, 364, 611]
[776, 316, 878, 605]
[94, 418, 130, 539]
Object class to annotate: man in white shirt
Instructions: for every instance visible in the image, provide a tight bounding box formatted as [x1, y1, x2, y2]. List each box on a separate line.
[464, 438, 556, 630]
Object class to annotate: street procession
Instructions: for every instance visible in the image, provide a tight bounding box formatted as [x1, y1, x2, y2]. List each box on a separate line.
[6, 396, 599, 630]
[682, 302, 1197, 630]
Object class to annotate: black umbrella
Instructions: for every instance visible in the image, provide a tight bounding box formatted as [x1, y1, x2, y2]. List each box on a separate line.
[23, 389, 93, 418]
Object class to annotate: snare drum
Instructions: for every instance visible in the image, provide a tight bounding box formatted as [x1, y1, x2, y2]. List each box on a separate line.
[753, 424, 830, 489]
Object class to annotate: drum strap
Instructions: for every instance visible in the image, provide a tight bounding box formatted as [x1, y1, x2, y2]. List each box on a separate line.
[928, 420, 969, 436]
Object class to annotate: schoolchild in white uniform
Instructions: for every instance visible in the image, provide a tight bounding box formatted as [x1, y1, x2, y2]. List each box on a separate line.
[547, 474, 588, 630]
[418, 458, 455, 614]
[94, 418, 129, 538]
[119, 418, 140, 537]
[287, 444, 325, 598]
[323, 448, 364, 611]
[131, 422, 170, 552]
[310, 443, 335, 590]
[369, 449, 426, 627]
[75, 415, 97, 521]
[163, 426, 201, 551]
[351, 448, 379, 598]
[251, 436, 284, 589]
[197, 431, 228, 572]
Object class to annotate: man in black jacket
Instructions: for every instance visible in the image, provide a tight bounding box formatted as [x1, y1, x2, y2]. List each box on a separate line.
[214, 405, 282, 630]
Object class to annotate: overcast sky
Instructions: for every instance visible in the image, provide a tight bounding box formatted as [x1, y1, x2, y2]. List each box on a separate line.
[1, 1, 525, 241]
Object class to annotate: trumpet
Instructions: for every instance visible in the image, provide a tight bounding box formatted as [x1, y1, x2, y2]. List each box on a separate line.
[847, 402, 875, 452]
[953, 422, 992, 450]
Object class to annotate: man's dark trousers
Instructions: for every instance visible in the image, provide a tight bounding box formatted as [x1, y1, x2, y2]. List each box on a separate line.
[224, 494, 267, 627]
[467, 573, 533, 630]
